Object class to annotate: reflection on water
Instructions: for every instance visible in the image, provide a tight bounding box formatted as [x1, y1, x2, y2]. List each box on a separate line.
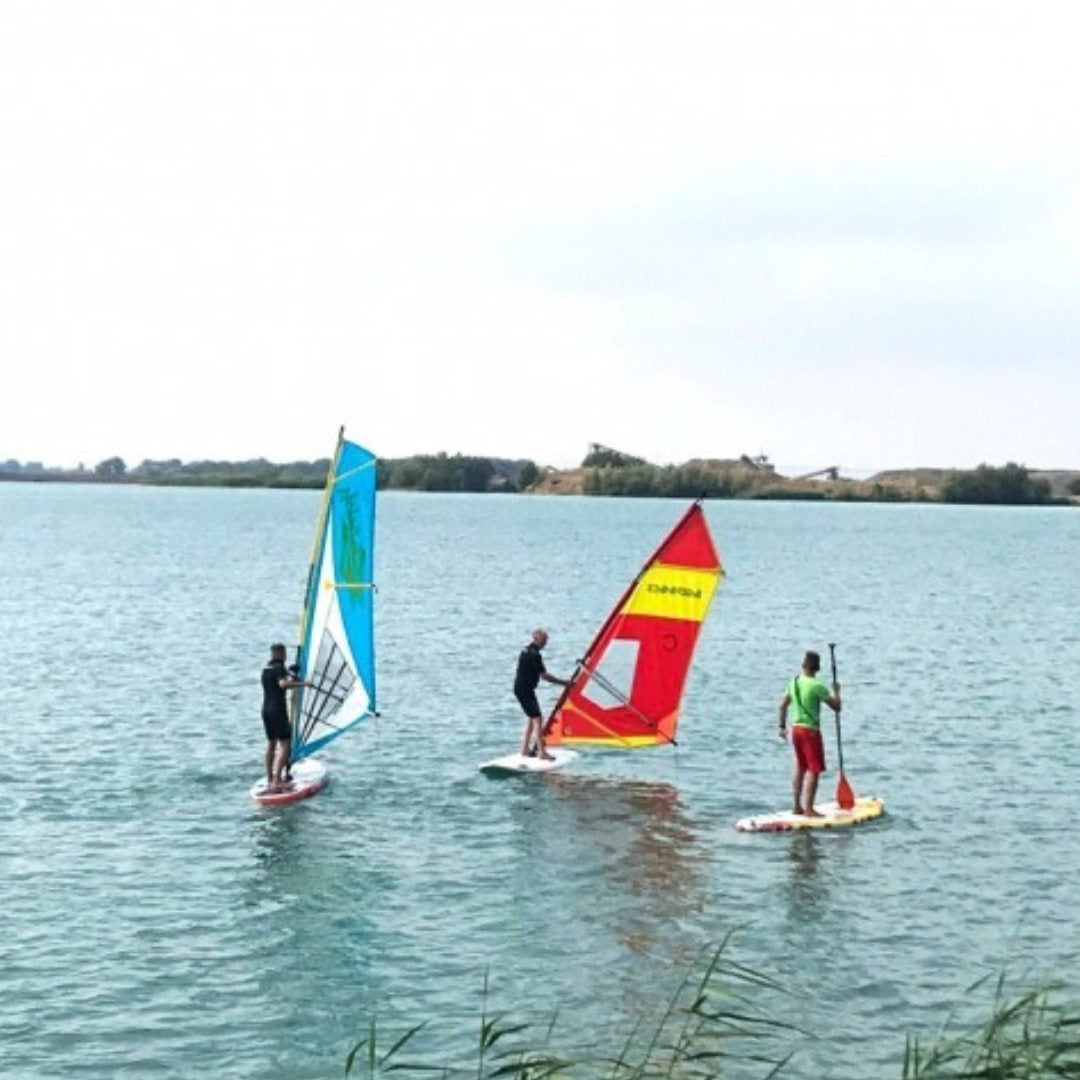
[786, 832, 822, 914]
[249, 806, 306, 874]
[787, 832, 821, 880]
[244, 806, 311, 923]
[243, 800, 381, 1053]
[783, 832, 858, 922]
[543, 772, 707, 955]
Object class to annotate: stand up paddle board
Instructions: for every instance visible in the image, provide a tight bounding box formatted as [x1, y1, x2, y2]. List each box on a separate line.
[250, 758, 328, 806]
[735, 796, 885, 833]
[479, 748, 579, 777]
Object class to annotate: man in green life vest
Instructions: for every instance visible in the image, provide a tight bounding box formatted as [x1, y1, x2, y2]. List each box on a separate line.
[778, 650, 841, 816]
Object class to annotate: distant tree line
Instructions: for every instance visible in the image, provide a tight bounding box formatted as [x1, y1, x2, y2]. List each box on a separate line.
[133, 453, 541, 492]
[583, 461, 759, 498]
[377, 453, 537, 493]
[0, 453, 541, 493]
[2, 458, 83, 476]
[1, 452, 1075, 504]
[941, 462, 1053, 505]
[579, 450, 1071, 505]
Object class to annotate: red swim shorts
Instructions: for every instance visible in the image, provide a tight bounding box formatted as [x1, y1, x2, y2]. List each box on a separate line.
[792, 726, 826, 773]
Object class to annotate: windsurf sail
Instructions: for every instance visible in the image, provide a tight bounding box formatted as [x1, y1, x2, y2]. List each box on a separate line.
[290, 430, 377, 762]
[544, 500, 721, 749]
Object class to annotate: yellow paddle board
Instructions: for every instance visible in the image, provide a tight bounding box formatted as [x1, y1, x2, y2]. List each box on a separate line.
[736, 796, 885, 833]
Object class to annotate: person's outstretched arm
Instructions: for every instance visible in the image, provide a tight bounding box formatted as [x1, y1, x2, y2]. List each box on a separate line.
[541, 671, 571, 688]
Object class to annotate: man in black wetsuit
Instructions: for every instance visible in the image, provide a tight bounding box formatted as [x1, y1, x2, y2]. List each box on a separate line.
[261, 643, 306, 791]
[515, 629, 571, 760]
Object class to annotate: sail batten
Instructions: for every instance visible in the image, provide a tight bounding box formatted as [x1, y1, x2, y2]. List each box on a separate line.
[290, 435, 377, 763]
[544, 501, 721, 750]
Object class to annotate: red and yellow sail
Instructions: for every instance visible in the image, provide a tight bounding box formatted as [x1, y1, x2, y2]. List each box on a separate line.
[544, 501, 722, 749]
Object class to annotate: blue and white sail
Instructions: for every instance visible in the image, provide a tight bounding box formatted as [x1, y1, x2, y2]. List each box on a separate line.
[291, 432, 377, 762]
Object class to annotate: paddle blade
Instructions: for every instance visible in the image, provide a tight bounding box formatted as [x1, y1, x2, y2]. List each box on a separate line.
[836, 770, 855, 810]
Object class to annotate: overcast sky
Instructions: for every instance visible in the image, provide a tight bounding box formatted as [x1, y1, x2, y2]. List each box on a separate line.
[2, 1, 1078, 475]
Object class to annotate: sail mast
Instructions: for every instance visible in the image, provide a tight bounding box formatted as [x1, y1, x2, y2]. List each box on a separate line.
[290, 426, 345, 761]
[297, 425, 345, 663]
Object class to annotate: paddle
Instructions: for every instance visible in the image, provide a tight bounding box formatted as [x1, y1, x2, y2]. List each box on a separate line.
[829, 643, 855, 810]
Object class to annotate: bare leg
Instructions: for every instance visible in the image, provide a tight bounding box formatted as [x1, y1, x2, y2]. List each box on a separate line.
[803, 772, 822, 816]
[535, 718, 554, 761]
[520, 718, 535, 756]
[273, 740, 290, 786]
[265, 741, 275, 786]
[792, 766, 806, 814]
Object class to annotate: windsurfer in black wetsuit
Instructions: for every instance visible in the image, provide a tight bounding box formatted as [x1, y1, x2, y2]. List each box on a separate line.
[261, 643, 307, 792]
[515, 629, 571, 760]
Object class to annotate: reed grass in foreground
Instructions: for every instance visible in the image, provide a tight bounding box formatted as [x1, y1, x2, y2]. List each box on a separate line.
[346, 940, 1080, 1080]
[902, 974, 1080, 1080]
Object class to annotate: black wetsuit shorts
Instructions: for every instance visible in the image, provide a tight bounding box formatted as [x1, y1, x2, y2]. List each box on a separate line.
[514, 689, 541, 719]
[262, 710, 291, 742]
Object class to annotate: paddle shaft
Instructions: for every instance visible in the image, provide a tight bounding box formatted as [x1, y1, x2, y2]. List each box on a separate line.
[827, 644, 856, 809]
[829, 642, 845, 772]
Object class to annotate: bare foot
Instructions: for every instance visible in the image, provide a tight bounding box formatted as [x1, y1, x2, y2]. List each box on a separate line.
[792, 806, 805, 815]
[804, 808, 823, 818]
[540, 753, 555, 761]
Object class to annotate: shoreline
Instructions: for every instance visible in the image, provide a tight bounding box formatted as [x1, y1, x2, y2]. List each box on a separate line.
[2, 468, 1077, 506]
[2, 449, 1078, 505]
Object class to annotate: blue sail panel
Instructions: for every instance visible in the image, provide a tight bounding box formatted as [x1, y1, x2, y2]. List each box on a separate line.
[330, 440, 377, 711]
[290, 436, 377, 762]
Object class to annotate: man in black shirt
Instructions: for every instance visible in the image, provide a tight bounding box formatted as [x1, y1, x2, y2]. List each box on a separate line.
[261, 643, 306, 791]
[515, 629, 571, 760]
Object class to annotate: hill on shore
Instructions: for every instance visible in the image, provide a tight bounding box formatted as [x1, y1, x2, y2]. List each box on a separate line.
[530, 459, 1079, 504]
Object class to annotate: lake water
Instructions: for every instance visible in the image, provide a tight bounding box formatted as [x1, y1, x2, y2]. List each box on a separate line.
[2, 484, 1078, 1079]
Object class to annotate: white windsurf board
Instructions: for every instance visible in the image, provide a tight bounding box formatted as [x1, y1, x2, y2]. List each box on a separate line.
[478, 748, 579, 777]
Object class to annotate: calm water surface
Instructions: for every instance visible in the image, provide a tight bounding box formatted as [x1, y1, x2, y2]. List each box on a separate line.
[1, 485, 1078, 1078]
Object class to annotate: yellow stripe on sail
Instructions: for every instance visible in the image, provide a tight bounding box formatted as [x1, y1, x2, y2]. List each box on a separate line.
[621, 565, 719, 622]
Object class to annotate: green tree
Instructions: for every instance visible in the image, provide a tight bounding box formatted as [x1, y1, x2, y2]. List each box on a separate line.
[418, 453, 457, 490]
[581, 443, 647, 468]
[942, 462, 1051, 505]
[517, 460, 539, 490]
[459, 456, 495, 492]
[94, 456, 127, 477]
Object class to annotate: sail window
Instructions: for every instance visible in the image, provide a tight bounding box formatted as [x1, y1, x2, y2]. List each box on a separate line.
[580, 638, 640, 710]
[298, 621, 357, 744]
